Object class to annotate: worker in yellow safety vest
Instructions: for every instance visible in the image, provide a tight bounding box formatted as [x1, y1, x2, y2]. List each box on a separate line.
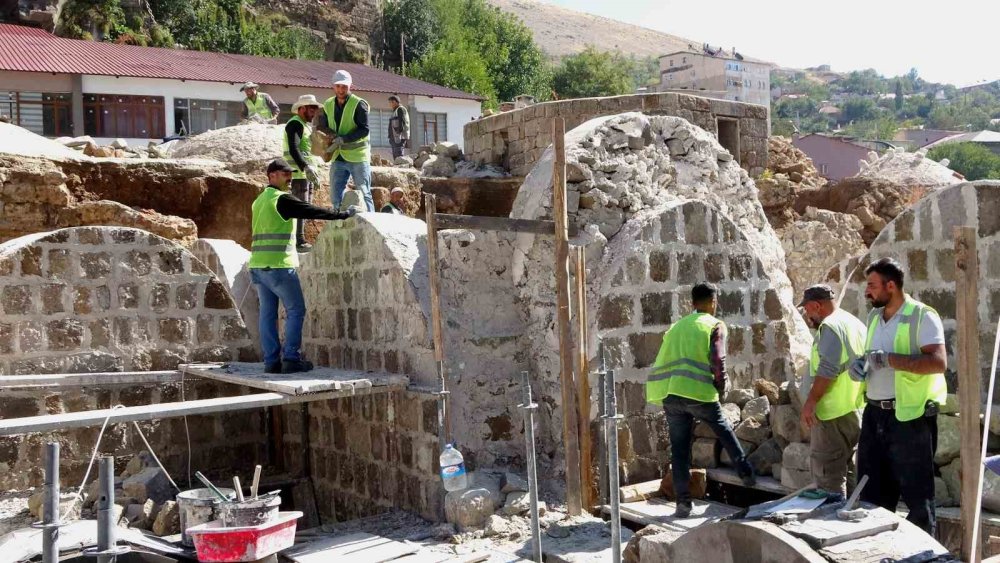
[240, 82, 279, 123]
[314, 70, 374, 212]
[797, 284, 866, 497]
[850, 257, 947, 535]
[249, 159, 356, 374]
[283, 94, 323, 252]
[647, 282, 755, 518]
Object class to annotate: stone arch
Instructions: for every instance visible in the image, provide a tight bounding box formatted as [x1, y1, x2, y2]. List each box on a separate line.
[190, 238, 259, 356]
[0, 226, 253, 375]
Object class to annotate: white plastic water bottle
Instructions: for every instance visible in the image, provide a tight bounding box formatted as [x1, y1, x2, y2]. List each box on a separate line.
[439, 444, 468, 491]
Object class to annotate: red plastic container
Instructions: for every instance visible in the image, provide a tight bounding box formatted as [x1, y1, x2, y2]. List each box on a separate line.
[187, 510, 303, 562]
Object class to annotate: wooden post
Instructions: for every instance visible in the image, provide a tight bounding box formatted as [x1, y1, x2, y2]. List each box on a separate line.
[575, 246, 596, 511]
[956, 225, 983, 563]
[425, 194, 451, 447]
[553, 117, 583, 516]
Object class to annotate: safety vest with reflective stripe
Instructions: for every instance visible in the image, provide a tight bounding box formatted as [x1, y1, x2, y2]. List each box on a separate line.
[864, 296, 947, 421]
[248, 187, 297, 269]
[244, 94, 274, 120]
[646, 312, 721, 404]
[811, 308, 866, 421]
[282, 115, 317, 180]
[323, 94, 371, 163]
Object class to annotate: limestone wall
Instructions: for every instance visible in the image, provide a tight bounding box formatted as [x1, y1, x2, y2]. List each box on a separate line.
[463, 93, 768, 177]
[0, 227, 254, 374]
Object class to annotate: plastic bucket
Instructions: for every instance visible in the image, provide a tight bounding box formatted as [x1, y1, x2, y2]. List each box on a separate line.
[216, 495, 281, 527]
[177, 487, 234, 547]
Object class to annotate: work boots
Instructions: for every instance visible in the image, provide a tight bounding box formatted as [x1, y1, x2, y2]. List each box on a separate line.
[674, 500, 692, 518]
[282, 359, 314, 374]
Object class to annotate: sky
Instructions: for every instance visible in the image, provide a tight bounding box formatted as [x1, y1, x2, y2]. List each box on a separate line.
[539, 0, 999, 87]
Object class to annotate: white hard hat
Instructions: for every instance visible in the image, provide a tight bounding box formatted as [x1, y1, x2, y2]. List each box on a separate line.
[332, 70, 353, 87]
[291, 94, 321, 113]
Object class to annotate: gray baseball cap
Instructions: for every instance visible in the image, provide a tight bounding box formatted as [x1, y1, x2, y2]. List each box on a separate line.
[798, 284, 835, 306]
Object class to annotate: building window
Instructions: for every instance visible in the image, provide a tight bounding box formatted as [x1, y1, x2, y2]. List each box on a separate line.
[0, 91, 72, 136]
[820, 164, 829, 175]
[367, 108, 395, 148]
[84, 94, 164, 138]
[418, 112, 447, 145]
[173, 98, 243, 136]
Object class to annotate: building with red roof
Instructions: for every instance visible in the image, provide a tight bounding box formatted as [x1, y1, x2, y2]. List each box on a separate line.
[0, 23, 483, 149]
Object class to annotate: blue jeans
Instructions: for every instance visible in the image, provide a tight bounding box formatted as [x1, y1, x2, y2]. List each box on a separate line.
[663, 395, 752, 503]
[250, 268, 305, 365]
[331, 159, 374, 211]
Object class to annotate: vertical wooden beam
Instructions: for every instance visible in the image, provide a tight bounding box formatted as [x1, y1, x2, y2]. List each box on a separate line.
[425, 194, 451, 446]
[575, 246, 596, 511]
[956, 225, 983, 563]
[553, 116, 583, 515]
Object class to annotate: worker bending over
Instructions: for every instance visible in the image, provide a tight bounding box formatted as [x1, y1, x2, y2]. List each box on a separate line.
[240, 82, 279, 123]
[283, 94, 324, 252]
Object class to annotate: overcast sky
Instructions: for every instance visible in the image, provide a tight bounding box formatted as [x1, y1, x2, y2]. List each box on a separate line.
[540, 0, 998, 87]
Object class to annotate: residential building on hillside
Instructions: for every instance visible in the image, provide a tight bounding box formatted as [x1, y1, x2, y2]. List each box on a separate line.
[657, 45, 773, 110]
[0, 24, 482, 152]
[925, 130, 1000, 156]
[792, 133, 875, 181]
[893, 128, 964, 151]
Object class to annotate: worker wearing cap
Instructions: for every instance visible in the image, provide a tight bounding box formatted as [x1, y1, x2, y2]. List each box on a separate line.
[314, 70, 374, 212]
[250, 158, 357, 374]
[851, 257, 947, 534]
[648, 282, 755, 519]
[284, 94, 323, 252]
[797, 284, 866, 497]
[380, 188, 405, 214]
[240, 82, 279, 124]
[387, 95, 410, 160]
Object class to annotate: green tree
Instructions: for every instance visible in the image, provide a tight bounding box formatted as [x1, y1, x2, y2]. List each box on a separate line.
[382, 0, 438, 70]
[894, 80, 904, 111]
[409, 35, 496, 104]
[927, 142, 1000, 180]
[842, 97, 878, 122]
[551, 46, 635, 99]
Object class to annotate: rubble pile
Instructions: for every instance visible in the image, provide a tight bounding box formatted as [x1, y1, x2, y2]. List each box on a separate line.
[778, 207, 866, 298]
[170, 123, 284, 174]
[757, 136, 827, 228]
[0, 122, 84, 160]
[410, 141, 508, 179]
[795, 176, 919, 245]
[857, 147, 964, 192]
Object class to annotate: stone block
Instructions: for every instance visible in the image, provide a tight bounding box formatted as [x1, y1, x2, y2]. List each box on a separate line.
[935, 476, 954, 507]
[123, 499, 156, 530]
[158, 249, 185, 274]
[978, 184, 1000, 237]
[780, 466, 812, 490]
[721, 403, 741, 428]
[629, 332, 663, 368]
[28, 491, 81, 520]
[771, 404, 807, 443]
[747, 437, 783, 475]
[3, 285, 32, 315]
[691, 438, 716, 468]
[640, 292, 672, 326]
[763, 290, 782, 321]
[704, 253, 725, 283]
[718, 290, 744, 317]
[741, 396, 770, 423]
[919, 288, 955, 319]
[724, 388, 755, 407]
[158, 318, 190, 344]
[735, 417, 771, 445]
[649, 250, 670, 282]
[659, 466, 707, 500]
[934, 414, 960, 466]
[638, 528, 685, 563]
[48, 319, 84, 351]
[676, 251, 701, 284]
[445, 486, 496, 531]
[754, 379, 780, 405]
[80, 252, 112, 279]
[151, 500, 180, 536]
[782, 442, 811, 472]
[122, 466, 172, 504]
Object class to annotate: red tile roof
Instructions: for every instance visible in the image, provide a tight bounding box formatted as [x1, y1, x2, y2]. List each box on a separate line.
[0, 23, 482, 101]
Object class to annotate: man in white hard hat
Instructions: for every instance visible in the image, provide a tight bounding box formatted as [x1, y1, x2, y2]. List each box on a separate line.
[240, 82, 279, 123]
[380, 187, 406, 214]
[283, 94, 323, 252]
[314, 70, 374, 212]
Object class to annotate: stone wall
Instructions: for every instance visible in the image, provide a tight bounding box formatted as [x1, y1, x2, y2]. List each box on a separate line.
[0, 227, 254, 374]
[463, 93, 768, 177]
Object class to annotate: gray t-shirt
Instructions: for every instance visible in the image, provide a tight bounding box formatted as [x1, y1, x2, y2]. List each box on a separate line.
[866, 306, 945, 400]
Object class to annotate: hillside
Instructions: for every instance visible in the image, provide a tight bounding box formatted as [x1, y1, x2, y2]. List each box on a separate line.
[488, 0, 698, 59]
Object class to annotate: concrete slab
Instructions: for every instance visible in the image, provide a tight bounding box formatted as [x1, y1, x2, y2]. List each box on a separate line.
[605, 497, 740, 531]
[817, 515, 952, 563]
[180, 362, 409, 395]
[781, 506, 898, 547]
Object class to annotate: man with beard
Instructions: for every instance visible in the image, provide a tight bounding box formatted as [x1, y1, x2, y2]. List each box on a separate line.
[798, 285, 866, 497]
[852, 257, 947, 534]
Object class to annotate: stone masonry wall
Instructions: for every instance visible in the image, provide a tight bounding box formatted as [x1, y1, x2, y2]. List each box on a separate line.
[0, 227, 255, 374]
[463, 93, 768, 177]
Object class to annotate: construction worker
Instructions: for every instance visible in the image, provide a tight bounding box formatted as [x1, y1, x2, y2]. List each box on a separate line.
[852, 257, 947, 534]
[240, 82, 279, 123]
[797, 284, 866, 497]
[315, 70, 375, 212]
[380, 188, 405, 214]
[249, 159, 356, 374]
[387, 95, 410, 160]
[283, 94, 323, 252]
[648, 282, 755, 518]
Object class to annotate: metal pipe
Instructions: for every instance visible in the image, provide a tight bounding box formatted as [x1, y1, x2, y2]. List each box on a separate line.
[596, 341, 608, 507]
[42, 442, 59, 563]
[519, 371, 542, 562]
[604, 368, 623, 563]
[436, 360, 450, 452]
[97, 456, 116, 563]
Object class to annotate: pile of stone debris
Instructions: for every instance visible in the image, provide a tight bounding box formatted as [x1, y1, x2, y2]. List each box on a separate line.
[26, 451, 181, 538]
[403, 141, 508, 179]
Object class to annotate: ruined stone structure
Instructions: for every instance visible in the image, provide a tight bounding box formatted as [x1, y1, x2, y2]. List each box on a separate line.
[463, 93, 768, 177]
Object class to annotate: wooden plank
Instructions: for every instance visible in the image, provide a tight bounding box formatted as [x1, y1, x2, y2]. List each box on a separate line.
[178, 362, 407, 395]
[602, 497, 739, 531]
[619, 479, 663, 503]
[707, 467, 790, 495]
[956, 225, 984, 563]
[286, 532, 419, 562]
[425, 192, 451, 445]
[574, 246, 596, 511]
[0, 371, 180, 388]
[435, 214, 554, 235]
[552, 116, 582, 517]
[0, 387, 398, 435]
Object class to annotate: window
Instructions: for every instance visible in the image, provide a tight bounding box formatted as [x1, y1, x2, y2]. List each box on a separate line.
[84, 94, 164, 138]
[173, 98, 245, 136]
[367, 108, 394, 148]
[418, 112, 447, 145]
[0, 91, 72, 136]
[820, 164, 829, 175]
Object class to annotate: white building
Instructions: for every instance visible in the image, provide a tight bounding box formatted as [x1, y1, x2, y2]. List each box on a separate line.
[658, 46, 773, 110]
[0, 23, 482, 152]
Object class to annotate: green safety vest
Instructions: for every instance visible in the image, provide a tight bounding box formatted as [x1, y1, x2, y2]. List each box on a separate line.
[248, 186, 297, 269]
[244, 94, 273, 120]
[646, 312, 721, 404]
[864, 296, 947, 422]
[810, 308, 866, 421]
[282, 115, 317, 180]
[323, 94, 371, 163]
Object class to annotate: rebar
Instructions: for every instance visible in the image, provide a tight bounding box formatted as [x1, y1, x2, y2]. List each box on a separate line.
[604, 368, 623, 563]
[519, 370, 543, 562]
[42, 442, 59, 563]
[97, 456, 116, 563]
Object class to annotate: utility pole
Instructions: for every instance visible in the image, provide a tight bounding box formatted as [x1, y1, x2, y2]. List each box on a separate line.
[400, 33, 406, 76]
